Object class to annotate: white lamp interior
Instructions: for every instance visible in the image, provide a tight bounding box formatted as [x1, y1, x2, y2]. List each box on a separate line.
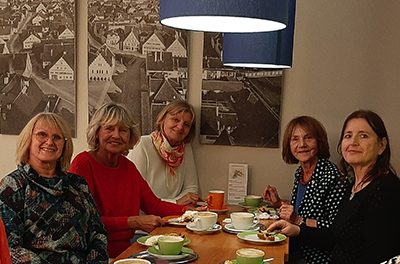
[161, 16, 287, 33]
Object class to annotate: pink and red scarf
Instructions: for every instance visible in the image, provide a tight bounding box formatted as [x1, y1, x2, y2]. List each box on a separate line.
[151, 130, 185, 176]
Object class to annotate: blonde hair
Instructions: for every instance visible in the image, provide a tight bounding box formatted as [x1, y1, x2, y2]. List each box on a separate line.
[86, 102, 140, 156]
[155, 101, 196, 143]
[16, 112, 73, 172]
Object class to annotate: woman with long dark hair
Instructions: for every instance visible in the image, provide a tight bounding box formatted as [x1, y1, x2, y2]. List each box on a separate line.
[268, 110, 400, 264]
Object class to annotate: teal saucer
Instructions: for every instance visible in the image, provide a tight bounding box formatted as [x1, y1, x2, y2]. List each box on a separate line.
[147, 246, 193, 260]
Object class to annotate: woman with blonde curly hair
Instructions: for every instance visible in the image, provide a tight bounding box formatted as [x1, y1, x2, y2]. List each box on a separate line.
[69, 102, 203, 258]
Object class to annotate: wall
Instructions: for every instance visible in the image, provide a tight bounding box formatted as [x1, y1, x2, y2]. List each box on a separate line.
[1, 1, 400, 202]
[192, 0, 400, 200]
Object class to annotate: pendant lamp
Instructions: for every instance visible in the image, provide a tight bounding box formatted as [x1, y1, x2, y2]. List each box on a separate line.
[222, 0, 296, 69]
[160, 0, 290, 33]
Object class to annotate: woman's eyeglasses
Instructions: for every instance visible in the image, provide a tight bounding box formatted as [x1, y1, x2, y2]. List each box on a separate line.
[33, 131, 67, 145]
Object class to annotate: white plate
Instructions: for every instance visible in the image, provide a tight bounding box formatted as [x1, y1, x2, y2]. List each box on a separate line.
[255, 212, 279, 220]
[167, 217, 192, 226]
[237, 231, 286, 243]
[223, 223, 260, 234]
[186, 223, 222, 234]
[147, 246, 193, 260]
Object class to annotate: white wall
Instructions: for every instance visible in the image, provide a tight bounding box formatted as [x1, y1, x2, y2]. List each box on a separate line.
[193, 0, 400, 200]
[1, 1, 400, 202]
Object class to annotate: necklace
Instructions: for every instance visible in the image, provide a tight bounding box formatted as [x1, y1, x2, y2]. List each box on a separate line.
[300, 170, 311, 185]
[350, 184, 361, 201]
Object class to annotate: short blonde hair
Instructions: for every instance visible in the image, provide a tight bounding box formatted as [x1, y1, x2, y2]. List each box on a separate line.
[87, 102, 140, 156]
[155, 101, 196, 143]
[16, 112, 73, 172]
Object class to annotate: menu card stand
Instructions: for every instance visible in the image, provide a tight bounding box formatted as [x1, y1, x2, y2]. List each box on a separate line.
[227, 163, 248, 204]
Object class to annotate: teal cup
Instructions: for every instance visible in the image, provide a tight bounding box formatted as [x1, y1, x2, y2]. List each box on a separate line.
[157, 235, 184, 255]
[236, 248, 265, 264]
[244, 195, 263, 207]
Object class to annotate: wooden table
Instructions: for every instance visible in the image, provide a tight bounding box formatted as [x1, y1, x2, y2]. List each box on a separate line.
[110, 205, 289, 264]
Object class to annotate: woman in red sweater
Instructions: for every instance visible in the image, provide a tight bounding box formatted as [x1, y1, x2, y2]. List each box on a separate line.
[69, 102, 204, 258]
[0, 217, 11, 264]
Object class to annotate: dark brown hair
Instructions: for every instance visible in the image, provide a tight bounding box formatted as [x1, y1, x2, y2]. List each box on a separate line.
[282, 116, 330, 164]
[337, 110, 395, 184]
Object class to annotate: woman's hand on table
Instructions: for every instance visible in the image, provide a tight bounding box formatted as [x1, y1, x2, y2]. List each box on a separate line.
[262, 185, 282, 208]
[127, 215, 166, 233]
[267, 219, 300, 237]
[177, 192, 204, 205]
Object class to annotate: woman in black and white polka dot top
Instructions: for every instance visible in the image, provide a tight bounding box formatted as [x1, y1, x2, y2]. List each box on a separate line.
[262, 116, 348, 264]
[267, 110, 400, 264]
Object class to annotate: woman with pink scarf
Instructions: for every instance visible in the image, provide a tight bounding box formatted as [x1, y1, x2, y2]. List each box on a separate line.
[128, 101, 203, 206]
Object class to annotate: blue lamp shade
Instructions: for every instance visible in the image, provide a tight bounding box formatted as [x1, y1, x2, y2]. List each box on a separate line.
[222, 0, 296, 68]
[160, 0, 290, 33]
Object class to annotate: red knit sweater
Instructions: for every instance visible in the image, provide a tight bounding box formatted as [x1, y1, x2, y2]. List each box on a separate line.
[69, 152, 186, 257]
[0, 217, 11, 264]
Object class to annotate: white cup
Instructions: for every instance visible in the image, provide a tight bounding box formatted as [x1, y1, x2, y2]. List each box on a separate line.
[193, 212, 218, 230]
[231, 212, 258, 230]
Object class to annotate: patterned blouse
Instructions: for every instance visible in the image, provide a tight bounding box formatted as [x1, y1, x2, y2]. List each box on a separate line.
[290, 158, 348, 264]
[0, 164, 108, 264]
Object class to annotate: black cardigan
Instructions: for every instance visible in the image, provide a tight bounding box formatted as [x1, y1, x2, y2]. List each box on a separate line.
[298, 172, 400, 264]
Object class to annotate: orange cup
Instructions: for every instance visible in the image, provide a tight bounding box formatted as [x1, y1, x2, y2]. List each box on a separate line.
[206, 190, 225, 209]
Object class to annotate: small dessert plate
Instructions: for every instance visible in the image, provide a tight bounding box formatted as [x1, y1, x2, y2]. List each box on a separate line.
[237, 231, 286, 244]
[163, 215, 192, 226]
[247, 206, 276, 213]
[186, 223, 222, 234]
[255, 212, 279, 220]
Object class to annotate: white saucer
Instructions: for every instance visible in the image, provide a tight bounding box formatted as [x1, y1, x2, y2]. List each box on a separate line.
[186, 223, 222, 234]
[223, 223, 260, 234]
